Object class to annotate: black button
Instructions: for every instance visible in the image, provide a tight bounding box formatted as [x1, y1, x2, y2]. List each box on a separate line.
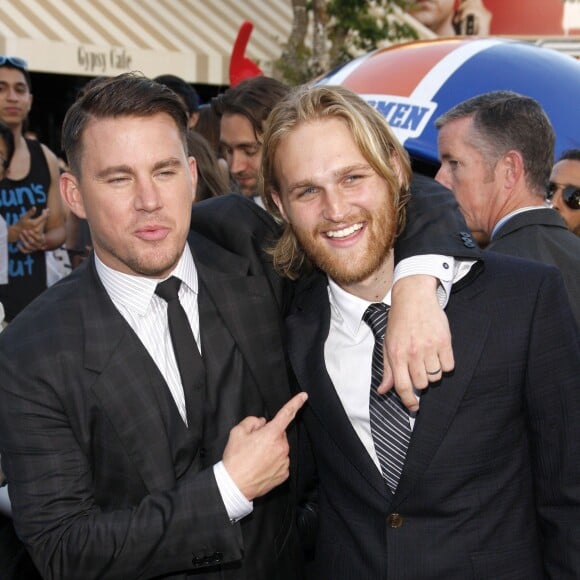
[191, 555, 203, 566]
[387, 513, 404, 528]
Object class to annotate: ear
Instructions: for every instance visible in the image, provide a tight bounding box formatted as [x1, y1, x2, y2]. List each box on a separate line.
[188, 156, 198, 204]
[189, 111, 200, 129]
[60, 171, 87, 219]
[501, 150, 524, 189]
[271, 190, 289, 222]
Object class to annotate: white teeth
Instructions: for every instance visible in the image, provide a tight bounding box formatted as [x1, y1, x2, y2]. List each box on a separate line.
[326, 223, 363, 238]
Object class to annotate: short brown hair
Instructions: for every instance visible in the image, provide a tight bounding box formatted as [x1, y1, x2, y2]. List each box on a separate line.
[61, 72, 189, 178]
[435, 91, 554, 197]
[211, 77, 290, 142]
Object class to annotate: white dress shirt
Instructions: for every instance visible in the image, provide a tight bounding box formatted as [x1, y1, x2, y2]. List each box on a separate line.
[95, 248, 251, 522]
[324, 256, 472, 472]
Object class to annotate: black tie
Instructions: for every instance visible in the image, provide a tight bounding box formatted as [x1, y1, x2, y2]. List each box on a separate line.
[155, 276, 204, 426]
[363, 303, 411, 493]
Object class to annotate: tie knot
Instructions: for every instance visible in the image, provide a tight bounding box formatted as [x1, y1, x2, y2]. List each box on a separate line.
[363, 302, 389, 340]
[155, 276, 182, 303]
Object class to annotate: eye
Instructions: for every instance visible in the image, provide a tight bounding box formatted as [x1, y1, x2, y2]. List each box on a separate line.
[243, 144, 261, 157]
[344, 173, 363, 184]
[156, 169, 177, 180]
[107, 176, 130, 185]
[292, 185, 317, 200]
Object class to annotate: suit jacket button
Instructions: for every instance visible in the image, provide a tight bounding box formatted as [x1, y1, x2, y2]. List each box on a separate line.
[191, 555, 203, 566]
[459, 231, 476, 248]
[387, 513, 404, 528]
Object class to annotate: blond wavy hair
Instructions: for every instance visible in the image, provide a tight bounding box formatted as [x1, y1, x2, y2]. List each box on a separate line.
[260, 84, 411, 279]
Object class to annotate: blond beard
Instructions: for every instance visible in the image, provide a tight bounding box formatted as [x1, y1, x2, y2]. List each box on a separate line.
[292, 200, 397, 286]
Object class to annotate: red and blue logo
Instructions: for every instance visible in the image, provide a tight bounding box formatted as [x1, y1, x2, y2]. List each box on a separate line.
[318, 38, 580, 168]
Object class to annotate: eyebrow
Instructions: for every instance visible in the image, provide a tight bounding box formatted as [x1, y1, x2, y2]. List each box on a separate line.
[94, 157, 182, 181]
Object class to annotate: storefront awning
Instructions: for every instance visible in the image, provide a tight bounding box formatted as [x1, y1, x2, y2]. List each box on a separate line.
[0, 0, 293, 84]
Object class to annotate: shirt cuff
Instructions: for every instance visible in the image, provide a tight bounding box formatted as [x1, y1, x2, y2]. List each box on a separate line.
[393, 255, 455, 308]
[213, 461, 253, 523]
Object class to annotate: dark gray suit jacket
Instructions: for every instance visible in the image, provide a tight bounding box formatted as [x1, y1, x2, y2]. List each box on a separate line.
[0, 224, 296, 580]
[489, 208, 580, 325]
[289, 253, 580, 580]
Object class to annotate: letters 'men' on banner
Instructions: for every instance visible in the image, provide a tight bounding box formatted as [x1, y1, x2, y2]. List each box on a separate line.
[360, 94, 437, 145]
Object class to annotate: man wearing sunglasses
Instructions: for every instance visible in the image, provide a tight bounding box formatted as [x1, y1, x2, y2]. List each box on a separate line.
[435, 90, 580, 326]
[0, 56, 65, 323]
[548, 149, 580, 237]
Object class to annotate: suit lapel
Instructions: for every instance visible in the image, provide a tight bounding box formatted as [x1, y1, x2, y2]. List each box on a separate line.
[80, 260, 179, 492]
[391, 281, 491, 508]
[287, 273, 387, 497]
[190, 233, 290, 417]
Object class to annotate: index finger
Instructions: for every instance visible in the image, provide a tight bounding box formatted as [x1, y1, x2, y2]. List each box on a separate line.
[267, 392, 308, 433]
[391, 366, 420, 413]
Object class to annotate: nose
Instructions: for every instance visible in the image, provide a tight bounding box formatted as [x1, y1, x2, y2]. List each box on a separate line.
[135, 179, 162, 212]
[229, 150, 247, 175]
[6, 87, 19, 100]
[434, 166, 451, 190]
[550, 190, 563, 212]
[322, 188, 350, 222]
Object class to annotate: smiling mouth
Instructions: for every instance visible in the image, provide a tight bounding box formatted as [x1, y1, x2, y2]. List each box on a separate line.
[325, 223, 363, 239]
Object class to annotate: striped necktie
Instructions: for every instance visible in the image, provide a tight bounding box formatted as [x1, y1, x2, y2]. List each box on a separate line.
[363, 302, 411, 493]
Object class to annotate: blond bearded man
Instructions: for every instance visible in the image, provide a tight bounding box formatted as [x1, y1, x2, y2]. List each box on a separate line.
[261, 85, 580, 579]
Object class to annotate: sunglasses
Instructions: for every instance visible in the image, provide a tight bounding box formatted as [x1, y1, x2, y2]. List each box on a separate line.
[0, 56, 28, 69]
[547, 182, 580, 210]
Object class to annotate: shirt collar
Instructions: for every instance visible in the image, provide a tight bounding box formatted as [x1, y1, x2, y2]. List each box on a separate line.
[95, 246, 198, 317]
[327, 276, 391, 335]
[491, 205, 549, 240]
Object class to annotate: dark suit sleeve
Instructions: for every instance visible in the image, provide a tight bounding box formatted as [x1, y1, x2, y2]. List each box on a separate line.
[524, 269, 580, 576]
[394, 172, 480, 263]
[0, 338, 243, 580]
[190, 195, 292, 312]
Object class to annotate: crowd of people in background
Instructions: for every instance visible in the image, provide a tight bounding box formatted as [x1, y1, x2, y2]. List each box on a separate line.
[0, 50, 578, 580]
[1, 57, 579, 331]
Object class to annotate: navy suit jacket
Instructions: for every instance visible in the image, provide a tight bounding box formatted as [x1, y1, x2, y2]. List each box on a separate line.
[288, 253, 580, 579]
[489, 208, 580, 325]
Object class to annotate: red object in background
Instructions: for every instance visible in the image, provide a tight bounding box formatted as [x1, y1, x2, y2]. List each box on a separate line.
[484, 0, 567, 36]
[229, 21, 263, 87]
